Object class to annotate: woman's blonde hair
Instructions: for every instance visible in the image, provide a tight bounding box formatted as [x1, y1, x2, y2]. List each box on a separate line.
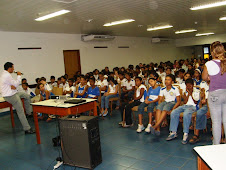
[210, 41, 226, 75]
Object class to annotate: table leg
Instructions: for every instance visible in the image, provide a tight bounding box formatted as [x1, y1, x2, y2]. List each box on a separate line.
[10, 106, 15, 128]
[198, 156, 209, 170]
[93, 101, 97, 116]
[33, 108, 41, 144]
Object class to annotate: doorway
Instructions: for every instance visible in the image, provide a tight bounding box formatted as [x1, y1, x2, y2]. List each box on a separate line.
[63, 50, 81, 78]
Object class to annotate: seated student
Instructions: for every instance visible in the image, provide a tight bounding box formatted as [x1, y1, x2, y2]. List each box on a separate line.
[56, 77, 62, 87]
[137, 78, 161, 133]
[74, 75, 81, 86]
[142, 71, 149, 86]
[65, 78, 76, 97]
[22, 83, 36, 98]
[149, 71, 160, 85]
[189, 80, 209, 144]
[166, 78, 200, 144]
[179, 72, 192, 94]
[120, 77, 147, 127]
[157, 66, 166, 85]
[166, 68, 173, 76]
[150, 74, 181, 136]
[193, 68, 202, 86]
[176, 69, 185, 84]
[101, 76, 119, 117]
[49, 76, 57, 90]
[87, 77, 100, 99]
[117, 71, 126, 86]
[40, 77, 52, 91]
[187, 63, 194, 76]
[121, 73, 135, 101]
[93, 69, 99, 81]
[96, 72, 108, 96]
[37, 83, 55, 121]
[61, 76, 70, 95]
[74, 76, 88, 98]
[35, 78, 40, 95]
[18, 78, 27, 92]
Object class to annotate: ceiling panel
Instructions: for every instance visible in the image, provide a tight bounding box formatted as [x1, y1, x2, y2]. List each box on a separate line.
[0, 0, 225, 38]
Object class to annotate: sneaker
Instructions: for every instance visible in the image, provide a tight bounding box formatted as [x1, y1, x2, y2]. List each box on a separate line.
[103, 111, 108, 117]
[136, 124, 145, 133]
[145, 124, 152, 133]
[182, 133, 188, 144]
[166, 132, 177, 141]
[123, 124, 132, 128]
[118, 121, 123, 125]
[150, 126, 155, 135]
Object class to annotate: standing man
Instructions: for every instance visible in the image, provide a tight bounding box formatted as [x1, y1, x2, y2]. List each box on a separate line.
[0, 62, 35, 134]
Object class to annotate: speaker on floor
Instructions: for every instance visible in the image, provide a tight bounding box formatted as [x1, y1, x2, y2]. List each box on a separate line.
[59, 116, 102, 169]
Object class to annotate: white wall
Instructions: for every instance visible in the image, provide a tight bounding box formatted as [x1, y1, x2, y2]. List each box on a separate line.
[0, 31, 193, 84]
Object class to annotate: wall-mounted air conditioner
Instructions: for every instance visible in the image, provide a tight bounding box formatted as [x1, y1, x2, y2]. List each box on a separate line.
[81, 35, 115, 42]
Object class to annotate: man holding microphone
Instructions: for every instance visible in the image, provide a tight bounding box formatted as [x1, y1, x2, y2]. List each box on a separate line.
[0, 62, 35, 134]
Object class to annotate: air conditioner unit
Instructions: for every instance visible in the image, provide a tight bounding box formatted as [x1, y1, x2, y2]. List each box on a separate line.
[81, 35, 115, 42]
[151, 37, 171, 43]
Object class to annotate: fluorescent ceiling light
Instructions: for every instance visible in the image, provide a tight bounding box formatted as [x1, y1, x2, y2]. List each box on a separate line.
[35, 10, 70, 21]
[219, 16, 226, 20]
[103, 19, 135, 26]
[147, 25, 173, 31]
[190, 1, 226, 10]
[175, 29, 197, 34]
[196, 33, 215, 36]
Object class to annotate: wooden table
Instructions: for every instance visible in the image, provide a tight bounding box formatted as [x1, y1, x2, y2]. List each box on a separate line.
[194, 144, 226, 170]
[31, 98, 97, 144]
[0, 97, 15, 128]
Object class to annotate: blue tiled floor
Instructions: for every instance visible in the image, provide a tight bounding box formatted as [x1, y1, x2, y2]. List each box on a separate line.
[0, 110, 212, 170]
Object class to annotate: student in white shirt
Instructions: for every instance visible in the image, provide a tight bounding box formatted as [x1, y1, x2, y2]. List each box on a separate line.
[157, 66, 166, 85]
[120, 77, 147, 127]
[17, 78, 27, 92]
[101, 77, 119, 117]
[93, 69, 99, 81]
[121, 73, 135, 101]
[65, 78, 76, 97]
[0, 62, 35, 134]
[179, 72, 192, 94]
[60, 76, 70, 95]
[49, 76, 57, 90]
[176, 69, 185, 84]
[189, 80, 209, 144]
[166, 78, 200, 144]
[22, 83, 36, 98]
[150, 74, 181, 136]
[96, 72, 108, 96]
[40, 77, 52, 92]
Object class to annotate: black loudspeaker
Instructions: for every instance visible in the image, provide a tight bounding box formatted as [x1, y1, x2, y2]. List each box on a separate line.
[59, 116, 102, 169]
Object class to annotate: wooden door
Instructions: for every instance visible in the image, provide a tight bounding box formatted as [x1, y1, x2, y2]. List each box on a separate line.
[63, 50, 81, 78]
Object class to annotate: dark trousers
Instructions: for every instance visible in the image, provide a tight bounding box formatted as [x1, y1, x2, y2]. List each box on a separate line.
[121, 90, 134, 102]
[120, 101, 141, 125]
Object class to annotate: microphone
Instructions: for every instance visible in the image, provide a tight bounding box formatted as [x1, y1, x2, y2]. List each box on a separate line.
[14, 71, 24, 75]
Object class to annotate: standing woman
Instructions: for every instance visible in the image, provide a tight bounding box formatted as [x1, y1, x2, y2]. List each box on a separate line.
[202, 41, 226, 145]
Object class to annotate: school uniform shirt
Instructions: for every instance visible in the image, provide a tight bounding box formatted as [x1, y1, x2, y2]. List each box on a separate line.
[49, 82, 57, 90]
[159, 86, 180, 102]
[117, 78, 126, 87]
[193, 78, 202, 86]
[44, 83, 52, 91]
[109, 84, 118, 94]
[0, 70, 21, 97]
[124, 79, 135, 90]
[77, 85, 87, 98]
[40, 91, 54, 100]
[22, 87, 36, 97]
[87, 81, 90, 86]
[147, 86, 161, 101]
[179, 81, 197, 94]
[176, 77, 183, 84]
[96, 79, 108, 93]
[157, 71, 166, 85]
[143, 77, 149, 86]
[68, 86, 76, 97]
[185, 88, 200, 106]
[136, 84, 147, 102]
[87, 86, 100, 98]
[200, 81, 209, 99]
[93, 75, 99, 81]
[60, 82, 70, 91]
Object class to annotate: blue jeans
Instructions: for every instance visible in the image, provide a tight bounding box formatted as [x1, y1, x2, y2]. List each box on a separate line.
[156, 101, 175, 111]
[101, 94, 118, 109]
[170, 105, 196, 133]
[138, 102, 157, 114]
[196, 105, 208, 130]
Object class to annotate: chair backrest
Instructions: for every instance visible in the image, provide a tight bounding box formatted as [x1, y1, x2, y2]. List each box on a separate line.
[52, 87, 63, 95]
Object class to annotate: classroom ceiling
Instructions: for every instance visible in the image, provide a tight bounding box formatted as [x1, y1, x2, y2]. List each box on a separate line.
[0, 0, 225, 39]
